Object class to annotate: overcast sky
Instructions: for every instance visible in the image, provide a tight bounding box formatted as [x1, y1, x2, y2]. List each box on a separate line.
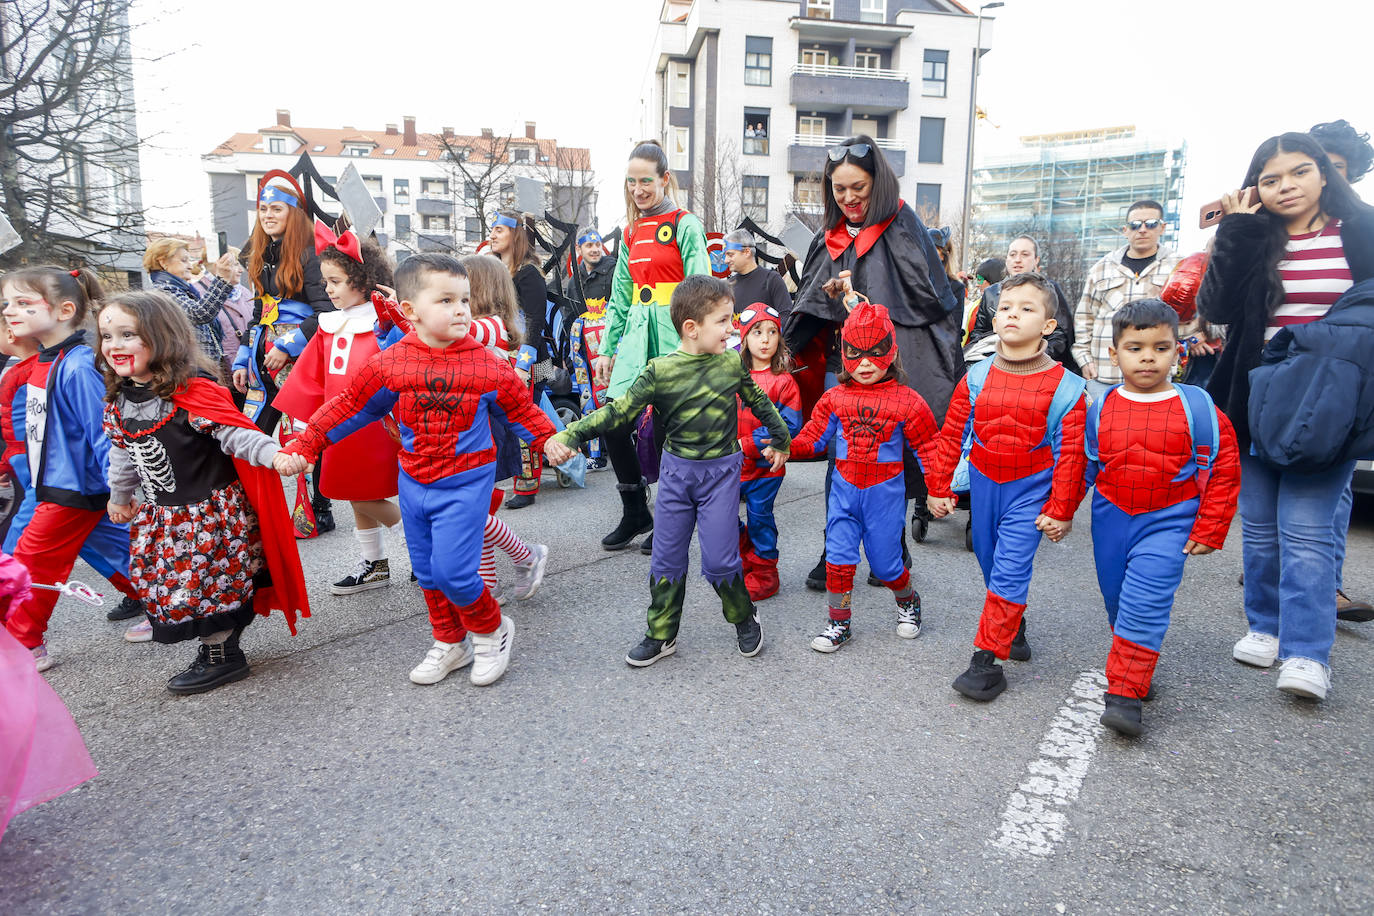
[132, 0, 1373, 258]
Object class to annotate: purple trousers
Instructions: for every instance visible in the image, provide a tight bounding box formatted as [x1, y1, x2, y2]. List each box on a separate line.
[650, 450, 744, 587]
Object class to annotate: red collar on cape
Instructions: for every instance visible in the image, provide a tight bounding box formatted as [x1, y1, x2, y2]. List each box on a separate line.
[825, 201, 903, 261]
[170, 377, 311, 634]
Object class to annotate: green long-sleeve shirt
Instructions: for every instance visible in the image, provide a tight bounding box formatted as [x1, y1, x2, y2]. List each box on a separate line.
[555, 349, 792, 461]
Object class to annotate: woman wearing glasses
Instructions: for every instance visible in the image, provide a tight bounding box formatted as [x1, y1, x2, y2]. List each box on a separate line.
[592, 140, 712, 551]
[783, 135, 961, 588]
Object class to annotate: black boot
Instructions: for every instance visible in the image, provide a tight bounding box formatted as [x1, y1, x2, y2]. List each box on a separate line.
[312, 497, 336, 534]
[1009, 618, 1032, 662]
[639, 532, 654, 555]
[1100, 693, 1144, 737]
[965, 516, 975, 552]
[167, 639, 250, 695]
[952, 649, 1006, 701]
[505, 493, 536, 510]
[805, 551, 827, 591]
[602, 481, 653, 551]
[106, 594, 144, 621]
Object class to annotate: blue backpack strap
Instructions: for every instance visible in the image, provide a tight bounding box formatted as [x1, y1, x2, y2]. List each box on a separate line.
[952, 357, 995, 493]
[1042, 370, 1088, 458]
[1172, 383, 1219, 486]
[1084, 383, 1120, 462]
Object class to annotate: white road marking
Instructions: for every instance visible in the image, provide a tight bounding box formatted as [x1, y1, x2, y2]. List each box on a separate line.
[990, 669, 1107, 858]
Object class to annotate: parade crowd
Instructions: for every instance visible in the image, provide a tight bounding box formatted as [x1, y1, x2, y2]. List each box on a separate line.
[4, 117, 1374, 833]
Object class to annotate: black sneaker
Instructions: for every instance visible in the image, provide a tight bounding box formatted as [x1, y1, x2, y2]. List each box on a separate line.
[952, 649, 1006, 701]
[166, 642, 250, 695]
[805, 554, 827, 591]
[106, 595, 144, 621]
[1100, 692, 1144, 737]
[331, 558, 392, 595]
[505, 493, 536, 510]
[736, 613, 763, 657]
[1009, 618, 1032, 662]
[626, 636, 676, 667]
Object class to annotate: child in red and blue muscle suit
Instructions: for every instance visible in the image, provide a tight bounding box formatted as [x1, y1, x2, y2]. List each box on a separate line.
[790, 301, 940, 653]
[1052, 299, 1239, 737]
[736, 304, 802, 601]
[279, 254, 555, 689]
[926, 273, 1087, 702]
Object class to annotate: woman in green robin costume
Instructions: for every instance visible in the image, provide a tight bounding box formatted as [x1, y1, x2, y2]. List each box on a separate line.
[591, 140, 711, 551]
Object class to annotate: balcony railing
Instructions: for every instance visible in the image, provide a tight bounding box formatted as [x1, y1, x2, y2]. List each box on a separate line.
[791, 134, 906, 151]
[792, 63, 907, 81]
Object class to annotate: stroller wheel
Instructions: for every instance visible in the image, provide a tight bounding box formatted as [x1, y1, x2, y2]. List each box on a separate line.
[556, 469, 573, 488]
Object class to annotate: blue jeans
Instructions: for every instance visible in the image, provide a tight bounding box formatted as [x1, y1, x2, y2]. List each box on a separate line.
[1239, 455, 1356, 666]
[1334, 480, 1353, 591]
[1084, 376, 1113, 405]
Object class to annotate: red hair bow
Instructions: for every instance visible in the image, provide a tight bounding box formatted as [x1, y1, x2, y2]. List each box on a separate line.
[314, 219, 363, 263]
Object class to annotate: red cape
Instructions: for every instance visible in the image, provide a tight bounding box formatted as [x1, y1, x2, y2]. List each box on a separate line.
[172, 378, 311, 634]
[824, 201, 903, 261]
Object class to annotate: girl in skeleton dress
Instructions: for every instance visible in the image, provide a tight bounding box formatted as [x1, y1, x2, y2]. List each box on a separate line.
[99, 292, 308, 695]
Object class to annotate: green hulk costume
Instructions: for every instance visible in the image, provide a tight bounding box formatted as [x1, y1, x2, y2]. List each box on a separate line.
[556, 350, 793, 643]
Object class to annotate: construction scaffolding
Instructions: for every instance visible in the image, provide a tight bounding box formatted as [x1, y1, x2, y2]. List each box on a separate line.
[972, 127, 1186, 279]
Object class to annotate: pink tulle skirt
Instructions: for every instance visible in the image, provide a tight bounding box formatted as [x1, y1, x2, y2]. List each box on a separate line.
[0, 625, 97, 844]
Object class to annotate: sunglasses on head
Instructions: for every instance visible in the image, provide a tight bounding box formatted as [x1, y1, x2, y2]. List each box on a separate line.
[828, 143, 872, 162]
[1127, 218, 1163, 231]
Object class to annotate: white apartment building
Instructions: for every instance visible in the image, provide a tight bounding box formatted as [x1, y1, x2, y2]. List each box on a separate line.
[640, 0, 994, 234]
[202, 111, 594, 260]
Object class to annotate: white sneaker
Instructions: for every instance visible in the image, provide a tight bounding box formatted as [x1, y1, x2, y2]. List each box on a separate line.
[469, 615, 514, 686]
[1233, 631, 1280, 668]
[1277, 657, 1331, 700]
[490, 580, 507, 606]
[31, 643, 53, 672]
[512, 544, 548, 601]
[124, 619, 153, 643]
[408, 639, 473, 685]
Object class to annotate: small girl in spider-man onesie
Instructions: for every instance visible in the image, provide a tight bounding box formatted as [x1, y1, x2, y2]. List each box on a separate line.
[1058, 299, 1239, 737]
[279, 254, 555, 690]
[735, 303, 802, 602]
[790, 300, 939, 653]
[925, 273, 1087, 702]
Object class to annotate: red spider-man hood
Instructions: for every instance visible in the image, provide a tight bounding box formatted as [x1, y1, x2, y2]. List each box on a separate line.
[841, 301, 897, 375]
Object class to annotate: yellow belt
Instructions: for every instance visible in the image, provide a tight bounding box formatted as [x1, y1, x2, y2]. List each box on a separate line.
[634, 282, 678, 307]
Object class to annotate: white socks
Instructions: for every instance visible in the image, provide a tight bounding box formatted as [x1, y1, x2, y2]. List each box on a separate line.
[356, 526, 386, 562]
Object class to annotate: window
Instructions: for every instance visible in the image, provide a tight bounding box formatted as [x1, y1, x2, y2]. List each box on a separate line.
[798, 115, 826, 140]
[859, 0, 886, 23]
[268, 137, 286, 154]
[915, 183, 942, 220]
[744, 37, 772, 86]
[852, 117, 879, 137]
[670, 127, 690, 171]
[416, 149, 428, 156]
[918, 117, 945, 164]
[312, 144, 326, 152]
[383, 148, 396, 156]
[669, 60, 691, 108]
[805, 0, 832, 19]
[464, 181, 478, 201]
[795, 178, 822, 209]
[363, 175, 383, 193]
[922, 49, 948, 97]
[499, 182, 515, 206]
[466, 217, 483, 242]
[800, 48, 828, 68]
[742, 175, 768, 224]
[854, 52, 881, 71]
[422, 177, 449, 196]
[394, 179, 410, 205]
[744, 112, 770, 155]
[344, 145, 371, 157]
[422, 214, 450, 232]
[512, 148, 530, 163]
[394, 214, 411, 240]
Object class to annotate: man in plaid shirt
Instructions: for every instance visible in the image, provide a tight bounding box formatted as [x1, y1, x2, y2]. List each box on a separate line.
[1073, 200, 1180, 401]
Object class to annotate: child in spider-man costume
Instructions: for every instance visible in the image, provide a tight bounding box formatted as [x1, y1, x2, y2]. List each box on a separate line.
[926, 274, 1087, 701]
[790, 300, 939, 653]
[1056, 299, 1238, 736]
[279, 254, 556, 689]
[735, 303, 802, 601]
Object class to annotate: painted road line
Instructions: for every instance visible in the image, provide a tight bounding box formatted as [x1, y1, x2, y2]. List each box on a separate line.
[990, 669, 1107, 858]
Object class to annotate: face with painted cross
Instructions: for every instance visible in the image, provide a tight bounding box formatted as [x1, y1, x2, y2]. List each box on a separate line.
[841, 301, 897, 385]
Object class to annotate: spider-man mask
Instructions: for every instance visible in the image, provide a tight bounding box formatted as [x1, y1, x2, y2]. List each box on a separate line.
[841, 301, 897, 375]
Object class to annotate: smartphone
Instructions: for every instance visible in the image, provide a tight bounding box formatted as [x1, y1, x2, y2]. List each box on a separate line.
[217, 231, 229, 256]
[1199, 188, 1258, 228]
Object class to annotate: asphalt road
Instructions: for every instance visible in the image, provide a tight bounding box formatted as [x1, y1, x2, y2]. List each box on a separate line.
[3, 461, 1371, 914]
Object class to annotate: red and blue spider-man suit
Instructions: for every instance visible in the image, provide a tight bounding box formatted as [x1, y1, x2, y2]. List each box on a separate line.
[790, 303, 939, 618]
[926, 347, 1088, 660]
[282, 332, 555, 641]
[1080, 386, 1239, 699]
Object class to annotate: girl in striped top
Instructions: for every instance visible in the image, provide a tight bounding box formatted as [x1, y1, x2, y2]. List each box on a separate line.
[1198, 131, 1374, 703]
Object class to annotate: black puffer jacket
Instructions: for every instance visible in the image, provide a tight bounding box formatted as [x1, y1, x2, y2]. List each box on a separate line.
[967, 278, 1078, 372]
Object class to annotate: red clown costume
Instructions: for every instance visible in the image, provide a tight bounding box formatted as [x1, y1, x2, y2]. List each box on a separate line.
[789, 302, 940, 651]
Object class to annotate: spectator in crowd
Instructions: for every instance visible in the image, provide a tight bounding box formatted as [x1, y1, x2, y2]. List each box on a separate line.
[143, 237, 238, 372]
[724, 229, 791, 325]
